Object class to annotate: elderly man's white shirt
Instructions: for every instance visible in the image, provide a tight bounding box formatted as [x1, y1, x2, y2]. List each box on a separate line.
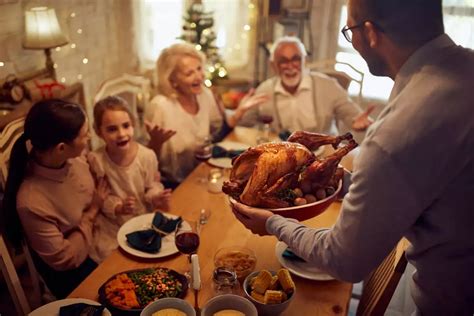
[240, 72, 361, 134]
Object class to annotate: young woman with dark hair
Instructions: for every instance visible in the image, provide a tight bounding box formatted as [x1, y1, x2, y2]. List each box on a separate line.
[1, 99, 107, 298]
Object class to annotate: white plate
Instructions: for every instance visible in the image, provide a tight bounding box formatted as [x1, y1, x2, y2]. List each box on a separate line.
[29, 298, 111, 316]
[117, 213, 190, 259]
[275, 241, 334, 281]
[208, 141, 249, 169]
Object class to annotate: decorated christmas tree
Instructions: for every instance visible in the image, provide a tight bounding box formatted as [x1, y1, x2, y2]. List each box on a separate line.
[179, 2, 228, 85]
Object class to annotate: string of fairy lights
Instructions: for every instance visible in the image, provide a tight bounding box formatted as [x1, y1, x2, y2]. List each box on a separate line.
[2, 1, 258, 84]
[50, 10, 89, 84]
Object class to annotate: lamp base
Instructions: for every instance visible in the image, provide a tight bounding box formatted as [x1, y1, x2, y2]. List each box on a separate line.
[44, 48, 56, 80]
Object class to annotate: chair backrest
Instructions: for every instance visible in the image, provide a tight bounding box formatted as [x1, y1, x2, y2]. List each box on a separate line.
[92, 73, 152, 148]
[307, 59, 364, 104]
[0, 234, 31, 315]
[0, 117, 25, 191]
[356, 239, 409, 316]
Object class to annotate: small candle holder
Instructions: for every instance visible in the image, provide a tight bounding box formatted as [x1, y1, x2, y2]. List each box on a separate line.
[207, 168, 223, 193]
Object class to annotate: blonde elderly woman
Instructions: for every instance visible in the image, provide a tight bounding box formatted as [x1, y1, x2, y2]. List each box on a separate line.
[145, 43, 267, 187]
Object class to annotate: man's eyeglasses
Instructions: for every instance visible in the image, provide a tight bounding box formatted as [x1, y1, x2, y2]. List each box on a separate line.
[341, 23, 364, 43]
[276, 55, 302, 67]
[341, 21, 384, 43]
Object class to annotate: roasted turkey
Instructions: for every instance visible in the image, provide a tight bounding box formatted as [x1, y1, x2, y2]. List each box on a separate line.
[222, 131, 357, 208]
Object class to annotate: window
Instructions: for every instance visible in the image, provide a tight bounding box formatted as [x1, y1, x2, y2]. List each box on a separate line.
[443, 0, 474, 49]
[134, 0, 255, 72]
[336, 2, 474, 102]
[134, 0, 184, 70]
[201, 0, 256, 69]
[336, 5, 393, 101]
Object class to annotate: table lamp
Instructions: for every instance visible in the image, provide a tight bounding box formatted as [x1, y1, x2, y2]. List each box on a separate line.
[23, 7, 68, 80]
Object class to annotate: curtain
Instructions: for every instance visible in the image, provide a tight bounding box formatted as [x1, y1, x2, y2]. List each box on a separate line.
[202, 0, 256, 70]
[133, 0, 184, 71]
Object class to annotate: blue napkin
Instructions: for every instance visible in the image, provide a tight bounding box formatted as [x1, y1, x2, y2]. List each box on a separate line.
[278, 130, 292, 141]
[126, 229, 162, 253]
[152, 212, 182, 235]
[212, 145, 245, 159]
[126, 213, 182, 253]
[59, 303, 105, 316]
[282, 248, 306, 262]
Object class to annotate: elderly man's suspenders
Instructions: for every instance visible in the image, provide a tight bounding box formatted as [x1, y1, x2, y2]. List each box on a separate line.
[270, 75, 319, 132]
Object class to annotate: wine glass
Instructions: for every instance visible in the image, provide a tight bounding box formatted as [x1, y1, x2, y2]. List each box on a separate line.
[194, 136, 212, 163]
[175, 221, 200, 277]
[194, 136, 212, 183]
[257, 115, 273, 144]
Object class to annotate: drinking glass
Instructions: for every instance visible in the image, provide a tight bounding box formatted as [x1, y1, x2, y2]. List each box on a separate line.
[194, 136, 212, 163]
[175, 221, 200, 277]
[194, 136, 212, 183]
[257, 115, 273, 144]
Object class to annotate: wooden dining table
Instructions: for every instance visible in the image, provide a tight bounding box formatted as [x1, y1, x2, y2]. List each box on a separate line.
[68, 127, 355, 315]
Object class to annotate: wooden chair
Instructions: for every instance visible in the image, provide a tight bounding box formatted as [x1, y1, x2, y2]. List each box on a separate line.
[356, 239, 409, 316]
[92, 73, 152, 148]
[307, 59, 365, 105]
[0, 117, 25, 191]
[0, 234, 31, 315]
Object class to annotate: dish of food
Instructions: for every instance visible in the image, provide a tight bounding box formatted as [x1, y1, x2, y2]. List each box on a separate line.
[117, 213, 190, 259]
[208, 141, 249, 169]
[223, 131, 355, 209]
[275, 241, 334, 281]
[29, 298, 111, 316]
[141, 297, 195, 316]
[242, 269, 295, 315]
[201, 294, 257, 316]
[213, 246, 257, 279]
[98, 267, 188, 314]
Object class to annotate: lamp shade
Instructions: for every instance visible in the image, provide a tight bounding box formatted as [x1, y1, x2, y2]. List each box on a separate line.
[23, 7, 68, 49]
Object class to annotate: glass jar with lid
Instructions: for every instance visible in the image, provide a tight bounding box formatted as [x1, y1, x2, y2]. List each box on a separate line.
[212, 266, 240, 296]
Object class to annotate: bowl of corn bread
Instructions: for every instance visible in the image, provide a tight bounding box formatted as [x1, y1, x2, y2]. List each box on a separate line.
[243, 269, 296, 316]
[201, 294, 257, 316]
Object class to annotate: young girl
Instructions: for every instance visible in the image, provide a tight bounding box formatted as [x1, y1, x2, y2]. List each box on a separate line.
[89, 96, 172, 263]
[0, 99, 107, 299]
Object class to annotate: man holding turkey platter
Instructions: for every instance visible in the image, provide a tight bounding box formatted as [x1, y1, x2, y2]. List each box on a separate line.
[230, 0, 474, 315]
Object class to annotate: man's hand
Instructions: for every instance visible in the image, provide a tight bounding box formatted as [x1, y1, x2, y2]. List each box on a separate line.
[152, 189, 172, 211]
[145, 120, 176, 153]
[352, 104, 376, 131]
[231, 200, 274, 236]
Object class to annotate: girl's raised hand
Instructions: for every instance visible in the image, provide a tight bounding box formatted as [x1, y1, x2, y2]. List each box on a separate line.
[152, 189, 172, 212]
[93, 176, 110, 207]
[119, 196, 137, 214]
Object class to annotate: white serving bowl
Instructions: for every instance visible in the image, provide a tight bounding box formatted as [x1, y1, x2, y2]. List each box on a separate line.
[140, 297, 195, 316]
[201, 294, 257, 316]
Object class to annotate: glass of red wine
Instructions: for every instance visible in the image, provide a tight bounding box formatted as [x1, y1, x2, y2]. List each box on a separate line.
[175, 221, 200, 277]
[194, 136, 212, 183]
[257, 115, 274, 144]
[194, 136, 212, 162]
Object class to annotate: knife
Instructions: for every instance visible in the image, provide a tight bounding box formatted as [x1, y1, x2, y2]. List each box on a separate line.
[191, 254, 201, 316]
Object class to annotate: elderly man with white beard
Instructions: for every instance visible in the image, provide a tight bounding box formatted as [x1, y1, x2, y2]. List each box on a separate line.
[238, 36, 373, 135]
